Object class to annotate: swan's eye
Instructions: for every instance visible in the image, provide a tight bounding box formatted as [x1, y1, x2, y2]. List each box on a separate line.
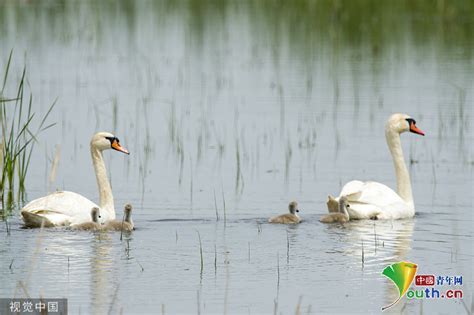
[406, 118, 416, 125]
[346, 204, 350, 208]
[406, 118, 425, 136]
[105, 136, 116, 143]
[296, 209, 299, 213]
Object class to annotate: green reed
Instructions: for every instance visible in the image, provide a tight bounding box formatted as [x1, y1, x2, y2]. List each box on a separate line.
[214, 244, 217, 275]
[221, 187, 227, 227]
[197, 230, 204, 277]
[213, 189, 219, 221]
[361, 239, 365, 269]
[0, 51, 56, 212]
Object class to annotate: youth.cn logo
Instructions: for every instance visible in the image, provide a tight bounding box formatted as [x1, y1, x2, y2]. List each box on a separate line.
[381, 261, 418, 310]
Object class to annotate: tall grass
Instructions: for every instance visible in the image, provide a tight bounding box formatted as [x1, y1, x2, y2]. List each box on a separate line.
[0, 51, 56, 212]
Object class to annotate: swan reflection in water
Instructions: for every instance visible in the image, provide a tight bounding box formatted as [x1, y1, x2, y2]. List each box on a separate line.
[321, 217, 415, 311]
[90, 232, 121, 315]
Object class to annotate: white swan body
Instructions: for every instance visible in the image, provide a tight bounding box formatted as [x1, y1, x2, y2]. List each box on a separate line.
[21, 132, 129, 228]
[328, 113, 424, 220]
[334, 180, 414, 220]
[22, 191, 99, 226]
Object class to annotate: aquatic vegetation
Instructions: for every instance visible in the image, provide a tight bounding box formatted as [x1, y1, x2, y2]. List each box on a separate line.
[213, 189, 219, 221]
[197, 230, 204, 278]
[361, 239, 365, 269]
[0, 51, 56, 212]
[214, 244, 217, 275]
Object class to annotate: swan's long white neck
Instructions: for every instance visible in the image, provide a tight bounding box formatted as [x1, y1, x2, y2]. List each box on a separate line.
[385, 128, 414, 206]
[91, 145, 115, 220]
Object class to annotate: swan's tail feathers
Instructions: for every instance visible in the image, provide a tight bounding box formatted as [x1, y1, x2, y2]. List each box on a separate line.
[21, 211, 55, 228]
[327, 195, 339, 213]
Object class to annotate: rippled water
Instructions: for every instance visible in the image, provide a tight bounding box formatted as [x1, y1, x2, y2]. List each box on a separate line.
[0, 1, 472, 314]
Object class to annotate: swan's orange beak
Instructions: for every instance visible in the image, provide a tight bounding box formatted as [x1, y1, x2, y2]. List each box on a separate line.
[409, 121, 425, 136]
[111, 139, 130, 155]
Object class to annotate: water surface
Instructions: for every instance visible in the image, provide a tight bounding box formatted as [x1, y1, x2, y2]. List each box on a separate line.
[0, 1, 472, 314]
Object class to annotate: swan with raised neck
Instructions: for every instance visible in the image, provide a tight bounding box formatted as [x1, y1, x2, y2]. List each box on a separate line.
[21, 132, 129, 227]
[326, 113, 424, 220]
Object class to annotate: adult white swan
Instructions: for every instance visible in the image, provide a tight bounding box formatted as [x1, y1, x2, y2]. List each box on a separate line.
[327, 113, 424, 220]
[21, 132, 129, 227]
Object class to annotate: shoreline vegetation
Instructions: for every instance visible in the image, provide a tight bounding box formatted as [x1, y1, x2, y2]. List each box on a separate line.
[0, 1, 472, 58]
[0, 51, 56, 216]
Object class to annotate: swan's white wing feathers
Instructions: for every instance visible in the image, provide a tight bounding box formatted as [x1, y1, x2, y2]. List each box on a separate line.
[339, 180, 365, 197]
[344, 181, 404, 206]
[338, 181, 413, 219]
[21, 191, 99, 226]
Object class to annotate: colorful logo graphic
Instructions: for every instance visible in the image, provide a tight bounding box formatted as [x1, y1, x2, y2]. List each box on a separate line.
[381, 261, 418, 310]
[382, 262, 464, 310]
